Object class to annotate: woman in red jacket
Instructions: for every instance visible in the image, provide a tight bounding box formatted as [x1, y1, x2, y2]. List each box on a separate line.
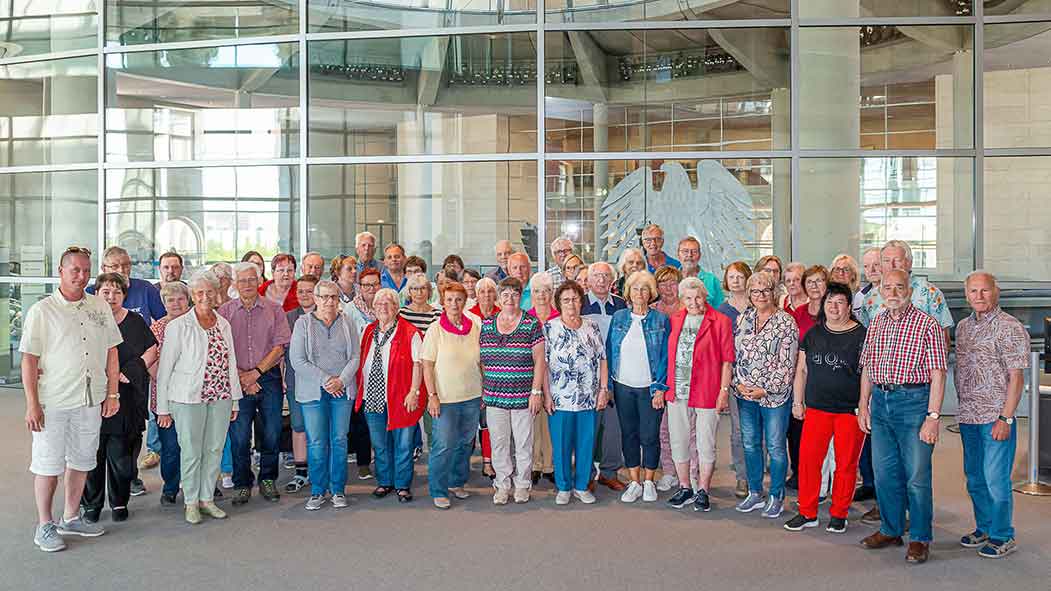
[663, 277, 735, 512]
[355, 288, 427, 502]
[259, 253, 300, 312]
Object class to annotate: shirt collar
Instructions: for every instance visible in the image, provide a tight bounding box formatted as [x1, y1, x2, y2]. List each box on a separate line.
[54, 288, 87, 306]
[971, 306, 1003, 324]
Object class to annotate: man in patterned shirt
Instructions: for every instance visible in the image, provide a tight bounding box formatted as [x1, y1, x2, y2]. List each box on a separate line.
[857, 269, 948, 565]
[954, 271, 1028, 559]
[545, 236, 574, 289]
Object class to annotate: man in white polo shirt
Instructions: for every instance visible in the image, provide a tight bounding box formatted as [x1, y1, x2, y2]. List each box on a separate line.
[20, 246, 123, 552]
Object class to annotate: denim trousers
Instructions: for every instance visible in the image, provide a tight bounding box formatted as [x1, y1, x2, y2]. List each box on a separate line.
[870, 384, 935, 542]
[146, 412, 161, 453]
[221, 434, 232, 474]
[428, 398, 480, 498]
[549, 409, 597, 492]
[157, 421, 181, 496]
[858, 435, 875, 489]
[960, 421, 1017, 542]
[229, 371, 283, 488]
[737, 396, 791, 499]
[300, 390, 352, 496]
[365, 411, 416, 490]
[613, 382, 664, 470]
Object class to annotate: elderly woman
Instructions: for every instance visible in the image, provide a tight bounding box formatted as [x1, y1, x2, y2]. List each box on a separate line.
[663, 277, 734, 512]
[652, 265, 687, 492]
[754, 254, 784, 303]
[653, 266, 684, 317]
[525, 272, 559, 485]
[81, 273, 158, 523]
[716, 260, 753, 498]
[479, 278, 546, 504]
[260, 253, 299, 312]
[211, 262, 234, 306]
[465, 275, 500, 479]
[401, 272, 441, 332]
[289, 280, 360, 511]
[422, 282, 483, 510]
[784, 282, 866, 534]
[607, 270, 670, 503]
[562, 253, 586, 284]
[786, 265, 829, 491]
[829, 254, 860, 294]
[356, 288, 426, 502]
[782, 262, 809, 313]
[283, 275, 319, 493]
[614, 248, 646, 297]
[462, 268, 482, 303]
[733, 271, 798, 519]
[147, 281, 193, 506]
[156, 271, 242, 524]
[544, 280, 609, 505]
[347, 268, 380, 337]
[332, 255, 358, 305]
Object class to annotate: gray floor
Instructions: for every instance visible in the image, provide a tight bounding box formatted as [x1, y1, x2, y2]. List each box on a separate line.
[1, 389, 1049, 591]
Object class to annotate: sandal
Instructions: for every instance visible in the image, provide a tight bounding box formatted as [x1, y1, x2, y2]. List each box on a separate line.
[396, 489, 414, 503]
[372, 486, 393, 498]
[483, 460, 496, 479]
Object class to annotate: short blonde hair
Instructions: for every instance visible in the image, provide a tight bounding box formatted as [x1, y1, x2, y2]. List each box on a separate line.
[746, 270, 776, 292]
[475, 277, 497, 295]
[373, 288, 400, 309]
[624, 270, 658, 302]
[654, 266, 683, 285]
[530, 271, 554, 293]
[830, 254, 860, 292]
[406, 273, 432, 297]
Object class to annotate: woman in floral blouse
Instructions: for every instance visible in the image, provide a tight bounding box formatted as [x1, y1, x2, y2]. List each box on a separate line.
[732, 271, 799, 520]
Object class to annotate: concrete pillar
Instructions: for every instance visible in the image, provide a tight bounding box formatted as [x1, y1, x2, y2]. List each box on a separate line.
[770, 88, 791, 258]
[593, 103, 609, 262]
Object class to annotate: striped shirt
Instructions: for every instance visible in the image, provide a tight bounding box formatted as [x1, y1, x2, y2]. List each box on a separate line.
[479, 314, 544, 409]
[399, 306, 440, 334]
[861, 303, 947, 386]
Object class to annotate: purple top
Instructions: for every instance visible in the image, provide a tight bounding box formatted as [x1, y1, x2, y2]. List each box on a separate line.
[218, 296, 291, 370]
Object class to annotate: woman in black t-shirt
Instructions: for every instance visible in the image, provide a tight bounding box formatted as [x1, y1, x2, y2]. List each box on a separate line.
[783, 282, 866, 534]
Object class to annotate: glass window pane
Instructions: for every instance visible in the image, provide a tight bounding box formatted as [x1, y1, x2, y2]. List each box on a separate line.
[309, 35, 537, 157]
[308, 0, 535, 33]
[799, 0, 973, 18]
[0, 56, 98, 167]
[0, 282, 56, 386]
[546, 0, 788, 24]
[106, 0, 298, 47]
[105, 43, 300, 163]
[798, 157, 973, 281]
[799, 26, 974, 150]
[987, 3, 1051, 16]
[0, 1, 98, 58]
[983, 157, 1051, 281]
[984, 23, 1051, 150]
[545, 29, 790, 153]
[105, 166, 298, 279]
[0, 170, 98, 277]
[308, 162, 538, 275]
[546, 158, 789, 270]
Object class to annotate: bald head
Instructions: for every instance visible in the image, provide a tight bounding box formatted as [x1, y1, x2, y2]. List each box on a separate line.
[494, 240, 514, 271]
[508, 252, 531, 283]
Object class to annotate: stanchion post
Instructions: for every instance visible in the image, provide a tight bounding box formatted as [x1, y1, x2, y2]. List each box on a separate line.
[1014, 351, 1051, 496]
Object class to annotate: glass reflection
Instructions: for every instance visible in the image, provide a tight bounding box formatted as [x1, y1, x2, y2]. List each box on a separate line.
[106, 0, 298, 46]
[308, 0, 535, 33]
[546, 0, 788, 24]
[799, 0, 972, 18]
[984, 157, 1051, 281]
[984, 24, 1051, 150]
[0, 282, 56, 386]
[0, 0, 97, 59]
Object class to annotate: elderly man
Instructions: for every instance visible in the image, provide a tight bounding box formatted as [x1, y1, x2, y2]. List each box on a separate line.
[301, 252, 326, 279]
[380, 243, 408, 291]
[677, 236, 724, 308]
[486, 239, 514, 282]
[21, 247, 122, 551]
[219, 262, 292, 505]
[355, 231, 382, 274]
[853, 246, 883, 503]
[581, 261, 627, 492]
[641, 224, 681, 272]
[854, 247, 881, 319]
[954, 271, 1028, 559]
[156, 251, 185, 288]
[857, 269, 948, 565]
[507, 252, 533, 310]
[546, 237, 574, 288]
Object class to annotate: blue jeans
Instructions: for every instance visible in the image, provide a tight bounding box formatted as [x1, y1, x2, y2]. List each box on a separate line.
[428, 399, 480, 499]
[300, 390, 352, 496]
[157, 421, 181, 496]
[221, 434, 232, 474]
[859, 435, 875, 489]
[614, 382, 663, 470]
[960, 421, 1017, 542]
[286, 388, 305, 433]
[870, 384, 935, 542]
[549, 409, 597, 492]
[229, 371, 283, 488]
[146, 412, 161, 453]
[737, 397, 791, 499]
[365, 411, 416, 490]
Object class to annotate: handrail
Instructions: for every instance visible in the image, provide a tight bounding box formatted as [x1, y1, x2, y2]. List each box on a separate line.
[1014, 351, 1051, 496]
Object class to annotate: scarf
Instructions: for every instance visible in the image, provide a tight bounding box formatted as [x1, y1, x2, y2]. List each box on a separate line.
[439, 311, 472, 336]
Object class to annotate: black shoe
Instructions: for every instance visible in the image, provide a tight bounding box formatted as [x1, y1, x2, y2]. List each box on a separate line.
[372, 486, 393, 498]
[81, 508, 101, 524]
[130, 479, 147, 496]
[213, 487, 224, 500]
[826, 517, 847, 534]
[160, 493, 178, 507]
[667, 487, 695, 509]
[259, 480, 281, 502]
[531, 471, 541, 485]
[785, 475, 798, 491]
[413, 447, 422, 461]
[396, 489, 414, 503]
[232, 487, 252, 506]
[692, 489, 711, 512]
[853, 485, 875, 502]
[543, 472, 555, 484]
[111, 507, 129, 522]
[783, 513, 818, 531]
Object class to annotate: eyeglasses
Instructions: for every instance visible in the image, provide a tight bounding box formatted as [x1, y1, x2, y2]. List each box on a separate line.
[641, 237, 662, 244]
[359, 282, 380, 289]
[560, 296, 581, 304]
[805, 278, 827, 288]
[552, 248, 573, 257]
[315, 294, 339, 302]
[831, 266, 851, 274]
[749, 288, 774, 296]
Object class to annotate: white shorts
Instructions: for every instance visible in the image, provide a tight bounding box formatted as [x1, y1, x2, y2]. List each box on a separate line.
[667, 402, 719, 465]
[29, 405, 103, 476]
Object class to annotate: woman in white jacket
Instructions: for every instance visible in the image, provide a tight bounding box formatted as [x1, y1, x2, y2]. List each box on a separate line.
[156, 271, 242, 525]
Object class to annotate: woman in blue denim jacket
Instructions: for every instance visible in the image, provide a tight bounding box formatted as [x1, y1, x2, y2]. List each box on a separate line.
[605, 270, 670, 503]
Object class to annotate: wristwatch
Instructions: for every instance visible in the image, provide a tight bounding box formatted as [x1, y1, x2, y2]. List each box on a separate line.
[530, 389, 544, 397]
[998, 415, 1015, 425]
[107, 393, 120, 400]
[925, 411, 940, 420]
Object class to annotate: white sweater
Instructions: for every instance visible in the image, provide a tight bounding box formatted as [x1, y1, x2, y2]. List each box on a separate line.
[155, 311, 243, 414]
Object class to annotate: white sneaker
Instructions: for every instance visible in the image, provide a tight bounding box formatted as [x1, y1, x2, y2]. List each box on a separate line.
[656, 474, 678, 492]
[493, 488, 510, 505]
[513, 488, 530, 504]
[221, 474, 234, 489]
[642, 480, 658, 502]
[555, 491, 571, 505]
[620, 481, 644, 503]
[573, 489, 596, 504]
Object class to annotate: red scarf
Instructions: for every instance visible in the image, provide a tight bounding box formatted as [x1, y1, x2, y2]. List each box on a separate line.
[440, 311, 472, 335]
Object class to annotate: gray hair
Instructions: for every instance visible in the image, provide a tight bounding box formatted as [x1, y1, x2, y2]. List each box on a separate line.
[530, 271, 554, 292]
[784, 261, 806, 276]
[211, 261, 233, 280]
[617, 248, 645, 275]
[475, 277, 498, 294]
[373, 287, 400, 309]
[189, 270, 220, 292]
[882, 239, 913, 262]
[746, 270, 776, 291]
[313, 279, 340, 296]
[302, 251, 323, 262]
[862, 246, 881, 258]
[160, 281, 192, 303]
[549, 236, 573, 253]
[677, 276, 709, 301]
[406, 273, 432, 295]
[102, 245, 130, 260]
[965, 269, 998, 288]
[232, 261, 261, 281]
[355, 231, 376, 245]
[588, 261, 615, 277]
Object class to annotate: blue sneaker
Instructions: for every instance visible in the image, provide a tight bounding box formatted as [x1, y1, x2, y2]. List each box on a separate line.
[960, 530, 989, 548]
[735, 491, 765, 513]
[978, 539, 1017, 559]
[761, 495, 784, 519]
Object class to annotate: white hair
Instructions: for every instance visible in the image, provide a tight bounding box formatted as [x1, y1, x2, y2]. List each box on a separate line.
[406, 273, 433, 295]
[313, 279, 340, 296]
[549, 236, 573, 253]
[189, 270, 220, 291]
[530, 271, 554, 292]
[617, 248, 645, 275]
[475, 277, 498, 294]
[355, 231, 376, 244]
[677, 276, 709, 301]
[965, 269, 998, 288]
[882, 239, 913, 262]
[210, 261, 233, 280]
[302, 251, 323, 262]
[232, 261, 261, 281]
[373, 287, 400, 309]
[588, 261, 615, 277]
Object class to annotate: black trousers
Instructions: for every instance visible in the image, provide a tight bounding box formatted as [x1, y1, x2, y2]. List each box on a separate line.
[787, 416, 804, 478]
[82, 433, 135, 512]
[348, 405, 372, 465]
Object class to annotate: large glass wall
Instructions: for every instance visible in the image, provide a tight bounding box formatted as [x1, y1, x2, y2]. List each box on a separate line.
[4, 1, 1051, 383]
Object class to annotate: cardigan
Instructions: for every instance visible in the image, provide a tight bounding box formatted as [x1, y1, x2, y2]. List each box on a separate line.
[289, 311, 360, 403]
[664, 305, 735, 409]
[155, 310, 243, 414]
[354, 316, 428, 430]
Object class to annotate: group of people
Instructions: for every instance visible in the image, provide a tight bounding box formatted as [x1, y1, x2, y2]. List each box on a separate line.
[21, 228, 1028, 565]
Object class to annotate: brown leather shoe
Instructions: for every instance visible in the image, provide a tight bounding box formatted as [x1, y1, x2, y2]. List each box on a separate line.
[860, 505, 881, 525]
[860, 532, 904, 549]
[906, 542, 930, 564]
[597, 475, 626, 491]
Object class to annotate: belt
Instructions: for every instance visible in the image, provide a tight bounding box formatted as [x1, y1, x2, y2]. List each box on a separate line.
[874, 382, 928, 390]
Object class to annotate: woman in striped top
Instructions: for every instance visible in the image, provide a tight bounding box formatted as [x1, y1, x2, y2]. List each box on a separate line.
[400, 273, 441, 333]
[479, 277, 546, 505]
